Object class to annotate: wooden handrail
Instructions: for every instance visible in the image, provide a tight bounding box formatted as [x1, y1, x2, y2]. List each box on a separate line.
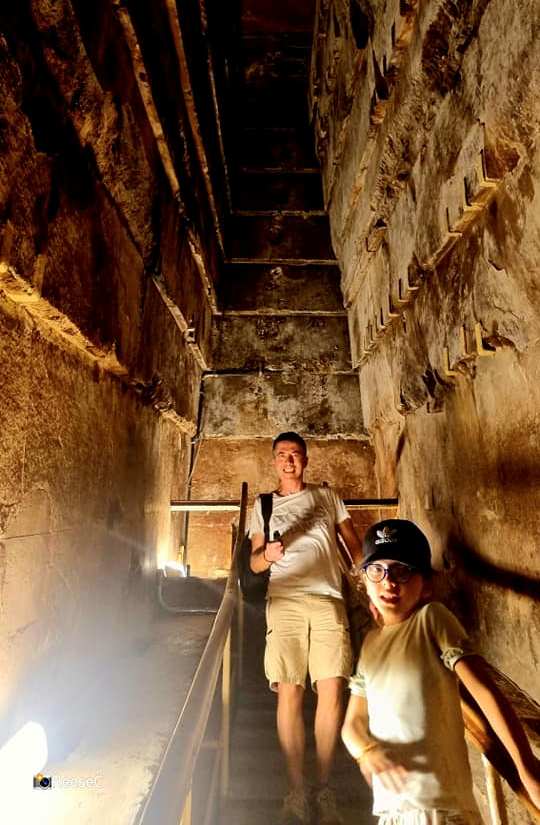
[343, 498, 398, 509]
[460, 663, 540, 823]
[170, 496, 399, 512]
[171, 499, 240, 511]
[135, 482, 249, 825]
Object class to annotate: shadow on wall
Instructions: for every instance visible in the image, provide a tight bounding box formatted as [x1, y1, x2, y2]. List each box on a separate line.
[442, 533, 540, 644]
[446, 533, 540, 602]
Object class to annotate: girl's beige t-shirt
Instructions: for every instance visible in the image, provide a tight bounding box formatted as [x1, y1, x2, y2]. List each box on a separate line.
[350, 602, 480, 816]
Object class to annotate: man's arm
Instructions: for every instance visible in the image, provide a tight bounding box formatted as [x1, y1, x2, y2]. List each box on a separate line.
[336, 517, 363, 565]
[455, 655, 540, 808]
[250, 532, 284, 573]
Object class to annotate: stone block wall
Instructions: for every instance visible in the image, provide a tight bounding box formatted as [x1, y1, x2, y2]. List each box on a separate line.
[311, 0, 540, 703]
[189, 437, 381, 578]
[0, 0, 216, 757]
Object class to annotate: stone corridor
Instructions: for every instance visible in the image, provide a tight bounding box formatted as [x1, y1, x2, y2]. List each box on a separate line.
[0, 0, 539, 823]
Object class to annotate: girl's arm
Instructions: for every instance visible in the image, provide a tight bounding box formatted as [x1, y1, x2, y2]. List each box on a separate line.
[342, 694, 408, 792]
[455, 655, 540, 809]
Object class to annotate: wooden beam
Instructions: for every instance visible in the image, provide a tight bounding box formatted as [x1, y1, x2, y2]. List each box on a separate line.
[171, 500, 241, 512]
[152, 277, 209, 371]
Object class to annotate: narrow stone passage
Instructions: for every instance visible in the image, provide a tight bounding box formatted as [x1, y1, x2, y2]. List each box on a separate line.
[2, 1, 540, 822]
[220, 606, 374, 825]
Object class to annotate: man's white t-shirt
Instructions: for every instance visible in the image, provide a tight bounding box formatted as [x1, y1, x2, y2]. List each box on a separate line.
[248, 484, 349, 600]
[350, 602, 480, 816]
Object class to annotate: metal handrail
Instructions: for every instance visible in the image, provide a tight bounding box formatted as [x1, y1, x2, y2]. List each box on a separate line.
[136, 481, 249, 825]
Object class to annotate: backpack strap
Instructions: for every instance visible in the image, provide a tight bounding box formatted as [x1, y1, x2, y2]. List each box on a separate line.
[260, 493, 273, 542]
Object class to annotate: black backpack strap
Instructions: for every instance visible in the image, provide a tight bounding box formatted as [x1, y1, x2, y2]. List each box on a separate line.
[260, 493, 273, 542]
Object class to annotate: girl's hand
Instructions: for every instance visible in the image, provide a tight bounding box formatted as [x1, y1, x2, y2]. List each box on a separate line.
[358, 745, 408, 793]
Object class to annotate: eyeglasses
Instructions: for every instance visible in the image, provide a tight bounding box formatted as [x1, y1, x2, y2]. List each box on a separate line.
[363, 562, 417, 583]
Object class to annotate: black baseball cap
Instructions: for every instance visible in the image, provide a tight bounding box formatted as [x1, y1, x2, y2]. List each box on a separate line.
[362, 519, 432, 575]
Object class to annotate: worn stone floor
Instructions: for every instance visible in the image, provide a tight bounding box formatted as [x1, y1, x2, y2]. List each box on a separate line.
[1, 611, 214, 825]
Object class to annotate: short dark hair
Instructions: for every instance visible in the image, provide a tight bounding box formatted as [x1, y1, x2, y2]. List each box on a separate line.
[272, 432, 307, 455]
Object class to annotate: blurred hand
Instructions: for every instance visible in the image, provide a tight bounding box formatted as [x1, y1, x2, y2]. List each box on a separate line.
[358, 745, 408, 793]
[264, 540, 284, 562]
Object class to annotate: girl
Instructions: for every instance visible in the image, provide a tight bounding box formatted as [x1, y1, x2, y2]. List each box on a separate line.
[342, 519, 540, 825]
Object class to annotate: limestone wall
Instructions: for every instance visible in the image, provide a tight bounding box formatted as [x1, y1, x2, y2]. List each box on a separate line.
[311, 0, 540, 703]
[0, 0, 213, 758]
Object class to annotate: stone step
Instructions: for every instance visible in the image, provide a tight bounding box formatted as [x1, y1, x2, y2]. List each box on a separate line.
[223, 761, 374, 823]
[221, 798, 375, 825]
[210, 315, 352, 373]
[158, 575, 226, 611]
[240, 35, 311, 80]
[200, 373, 364, 439]
[232, 171, 324, 211]
[239, 81, 309, 127]
[239, 100, 310, 129]
[227, 214, 335, 262]
[236, 36, 310, 126]
[219, 263, 342, 312]
[236, 127, 317, 170]
[239, 6, 314, 35]
[220, 800, 375, 825]
[229, 741, 364, 781]
[219, 797, 281, 825]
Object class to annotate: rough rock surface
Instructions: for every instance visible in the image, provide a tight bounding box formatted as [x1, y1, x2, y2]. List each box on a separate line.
[0, 0, 214, 790]
[310, 0, 540, 712]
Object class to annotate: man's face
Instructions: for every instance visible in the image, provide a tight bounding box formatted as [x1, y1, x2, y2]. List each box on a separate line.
[273, 440, 308, 482]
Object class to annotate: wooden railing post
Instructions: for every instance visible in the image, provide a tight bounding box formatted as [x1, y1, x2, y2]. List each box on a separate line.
[221, 629, 232, 799]
[237, 589, 244, 689]
[235, 481, 249, 695]
[461, 670, 540, 825]
[179, 787, 192, 825]
[482, 754, 507, 825]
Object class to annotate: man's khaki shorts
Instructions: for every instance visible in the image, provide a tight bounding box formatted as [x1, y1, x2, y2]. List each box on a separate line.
[264, 593, 353, 691]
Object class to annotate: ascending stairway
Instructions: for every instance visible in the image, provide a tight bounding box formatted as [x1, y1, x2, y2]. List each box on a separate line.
[220, 605, 374, 825]
[217, 18, 374, 825]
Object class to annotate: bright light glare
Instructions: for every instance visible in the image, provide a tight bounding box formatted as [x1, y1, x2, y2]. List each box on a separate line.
[163, 561, 187, 577]
[0, 721, 48, 816]
[0, 721, 48, 779]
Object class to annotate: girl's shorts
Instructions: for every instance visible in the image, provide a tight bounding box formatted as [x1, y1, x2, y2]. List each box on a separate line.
[378, 811, 483, 825]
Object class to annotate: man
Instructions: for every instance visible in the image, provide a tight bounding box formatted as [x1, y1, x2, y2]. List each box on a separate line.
[249, 432, 363, 825]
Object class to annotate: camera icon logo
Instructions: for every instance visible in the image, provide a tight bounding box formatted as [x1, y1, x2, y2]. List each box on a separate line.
[33, 773, 52, 789]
